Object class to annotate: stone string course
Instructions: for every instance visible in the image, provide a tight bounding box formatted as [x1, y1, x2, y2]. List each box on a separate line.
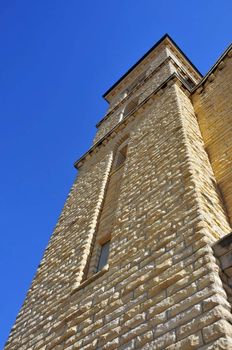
[5, 37, 232, 349]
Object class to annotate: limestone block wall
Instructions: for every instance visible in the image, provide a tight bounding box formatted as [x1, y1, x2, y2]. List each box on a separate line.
[192, 52, 232, 225]
[139, 62, 173, 102]
[93, 108, 122, 144]
[106, 47, 169, 110]
[94, 60, 173, 144]
[6, 81, 232, 350]
[175, 85, 230, 240]
[94, 59, 175, 144]
[5, 151, 114, 349]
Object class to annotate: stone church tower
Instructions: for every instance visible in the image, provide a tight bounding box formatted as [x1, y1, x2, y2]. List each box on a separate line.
[5, 34, 232, 349]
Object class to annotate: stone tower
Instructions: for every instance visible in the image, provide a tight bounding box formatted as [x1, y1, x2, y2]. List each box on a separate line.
[5, 34, 232, 349]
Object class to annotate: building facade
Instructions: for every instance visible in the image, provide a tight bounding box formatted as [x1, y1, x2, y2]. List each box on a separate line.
[5, 34, 232, 349]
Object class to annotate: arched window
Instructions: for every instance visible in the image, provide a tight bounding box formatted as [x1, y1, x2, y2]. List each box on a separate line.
[123, 97, 139, 118]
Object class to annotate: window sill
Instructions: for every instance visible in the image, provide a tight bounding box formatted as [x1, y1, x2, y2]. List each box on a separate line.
[71, 264, 109, 295]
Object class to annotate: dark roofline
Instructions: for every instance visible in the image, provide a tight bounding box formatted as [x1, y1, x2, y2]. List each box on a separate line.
[102, 33, 203, 100]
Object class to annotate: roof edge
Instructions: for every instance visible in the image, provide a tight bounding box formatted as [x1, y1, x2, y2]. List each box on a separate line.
[102, 33, 203, 100]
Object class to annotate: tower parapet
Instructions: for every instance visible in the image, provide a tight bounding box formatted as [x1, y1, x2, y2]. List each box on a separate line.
[94, 34, 202, 144]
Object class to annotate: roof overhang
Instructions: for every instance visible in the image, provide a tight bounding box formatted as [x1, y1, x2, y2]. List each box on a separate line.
[102, 34, 203, 102]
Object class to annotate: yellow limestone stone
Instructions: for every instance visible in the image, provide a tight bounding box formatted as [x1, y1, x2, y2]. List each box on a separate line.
[5, 34, 232, 350]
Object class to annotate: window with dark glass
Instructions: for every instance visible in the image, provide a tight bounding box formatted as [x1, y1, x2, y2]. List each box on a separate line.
[123, 97, 139, 118]
[114, 144, 128, 169]
[96, 241, 110, 272]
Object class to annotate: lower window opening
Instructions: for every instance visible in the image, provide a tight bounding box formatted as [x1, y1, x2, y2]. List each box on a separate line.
[96, 240, 110, 272]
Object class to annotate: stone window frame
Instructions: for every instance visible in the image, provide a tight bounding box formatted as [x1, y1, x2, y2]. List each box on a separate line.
[112, 142, 128, 171]
[80, 136, 129, 287]
[119, 97, 139, 122]
[87, 232, 111, 278]
[95, 237, 111, 272]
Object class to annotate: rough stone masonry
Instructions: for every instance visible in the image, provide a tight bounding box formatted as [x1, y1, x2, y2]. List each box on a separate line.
[5, 34, 232, 349]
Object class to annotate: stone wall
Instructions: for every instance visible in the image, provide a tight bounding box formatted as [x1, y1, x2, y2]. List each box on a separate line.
[213, 232, 232, 307]
[93, 48, 171, 144]
[6, 80, 232, 349]
[5, 38, 232, 350]
[192, 52, 232, 225]
[105, 47, 169, 110]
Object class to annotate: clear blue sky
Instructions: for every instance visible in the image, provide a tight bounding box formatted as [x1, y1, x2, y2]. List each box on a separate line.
[0, 0, 231, 347]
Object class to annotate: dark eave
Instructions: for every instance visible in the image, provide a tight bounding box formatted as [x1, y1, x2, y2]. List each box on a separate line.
[102, 33, 203, 100]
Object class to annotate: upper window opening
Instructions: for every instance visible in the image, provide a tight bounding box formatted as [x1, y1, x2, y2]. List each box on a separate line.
[123, 97, 139, 118]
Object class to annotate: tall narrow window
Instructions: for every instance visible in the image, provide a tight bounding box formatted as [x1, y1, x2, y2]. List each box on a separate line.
[96, 241, 110, 272]
[85, 141, 128, 279]
[114, 144, 127, 169]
